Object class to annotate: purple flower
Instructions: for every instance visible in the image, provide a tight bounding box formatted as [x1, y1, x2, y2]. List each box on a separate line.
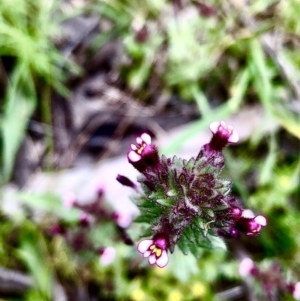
[79, 212, 90, 227]
[137, 235, 169, 268]
[231, 206, 243, 220]
[235, 214, 267, 236]
[209, 121, 239, 151]
[127, 133, 159, 172]
[128, 133, 152, 162]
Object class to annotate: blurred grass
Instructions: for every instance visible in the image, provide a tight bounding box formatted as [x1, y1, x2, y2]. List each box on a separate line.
[0, 0, 76, 182]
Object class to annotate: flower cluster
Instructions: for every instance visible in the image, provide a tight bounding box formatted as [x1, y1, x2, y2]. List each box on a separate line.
[119, 121, 267, 268]
[50, 187, 133, 265]
[239, 257, 300, 300]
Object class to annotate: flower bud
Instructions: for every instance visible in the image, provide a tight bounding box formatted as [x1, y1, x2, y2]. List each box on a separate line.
[116, 174, 137, 189]
[209, 121, 239, 151]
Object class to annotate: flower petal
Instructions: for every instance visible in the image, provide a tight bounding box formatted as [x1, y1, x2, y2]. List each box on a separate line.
[136, 137, 143, 144]
[143, 250, 151, 258]
[254, 215, 267, 226]
[131, 144, 137, 151]
[148, 254, 156, 265]
[137, 239, 153, 253]
[156, 250, 168, 268]
[293, 282, 300, 300]
[242, 209, 255, 218]
[228, 129, 239, 143]
[128, 151, 141, 162]
[239, 257, 254, 277]
[141, 133, 151, 145]
[209, 121, 220, 134]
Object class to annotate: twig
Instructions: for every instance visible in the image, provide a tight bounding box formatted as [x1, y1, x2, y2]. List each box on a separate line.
[216, 286, 245, 300]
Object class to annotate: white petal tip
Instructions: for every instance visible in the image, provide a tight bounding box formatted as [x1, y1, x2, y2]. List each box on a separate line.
[228, 130, 239, 143]
[254, 215, 267, 226]
[148, 254, 156, 265]
[242, 209, 255, 218]
[156, 251, 168, 268]
[209, 121, 220, 134]
[128, 151, 141, 162]
[239, 257, 254, 277]
[141, 133, 151, 144]
[100, 247, 116, 266]
[293, 282, 300, 300]
[137, 239, 153, 253]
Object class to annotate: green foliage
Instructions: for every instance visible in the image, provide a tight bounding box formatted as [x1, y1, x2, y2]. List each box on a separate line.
[0, 0, 77, 182]
[0, 0, 300, 300]
[17, 222, 54, 301]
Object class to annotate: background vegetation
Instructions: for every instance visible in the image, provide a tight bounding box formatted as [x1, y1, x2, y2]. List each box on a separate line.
[0, 0, 299, 300]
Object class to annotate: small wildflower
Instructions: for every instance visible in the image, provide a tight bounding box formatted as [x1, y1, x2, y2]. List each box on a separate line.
[131, 288, 145, 301]
[209, 120, 239, 151]
[120, 122, 267, 263]
[137, 235, 168, 268]
[63, 191, 77, 208]
[293, 282, 300, 300]
[239, 257, 256, 277]
[192, 282, 206, 297]
[99, 246, 116, 266]
[113, 211, 133, 228]
[128, 133, 152, 162]
[127, 133, 159, 172]
[168, 290, 182, 301]
[235, 214, 267, 236]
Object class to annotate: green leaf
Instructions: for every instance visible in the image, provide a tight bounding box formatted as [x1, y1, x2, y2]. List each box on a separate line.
[208, 235, 227, 251]
[17, 222, 53, 300]
[155, 198, 174, 207]
[2, 69, 36, 181]
[167, 249, 200, 282]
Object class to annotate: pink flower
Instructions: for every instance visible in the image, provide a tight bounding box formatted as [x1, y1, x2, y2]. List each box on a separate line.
[137, 236, 168, 268]
[63, 191, 77, 208]
[128, 133, 152, 162]
[127, 133, 159, 172]
[293, 282, 300, 300]
[99, 247, 116, 266]
[235, 214, 267, 236]
[210, 121, 239, 143]
[239, 257, 255, 277]
[113, 211, 132, 228]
